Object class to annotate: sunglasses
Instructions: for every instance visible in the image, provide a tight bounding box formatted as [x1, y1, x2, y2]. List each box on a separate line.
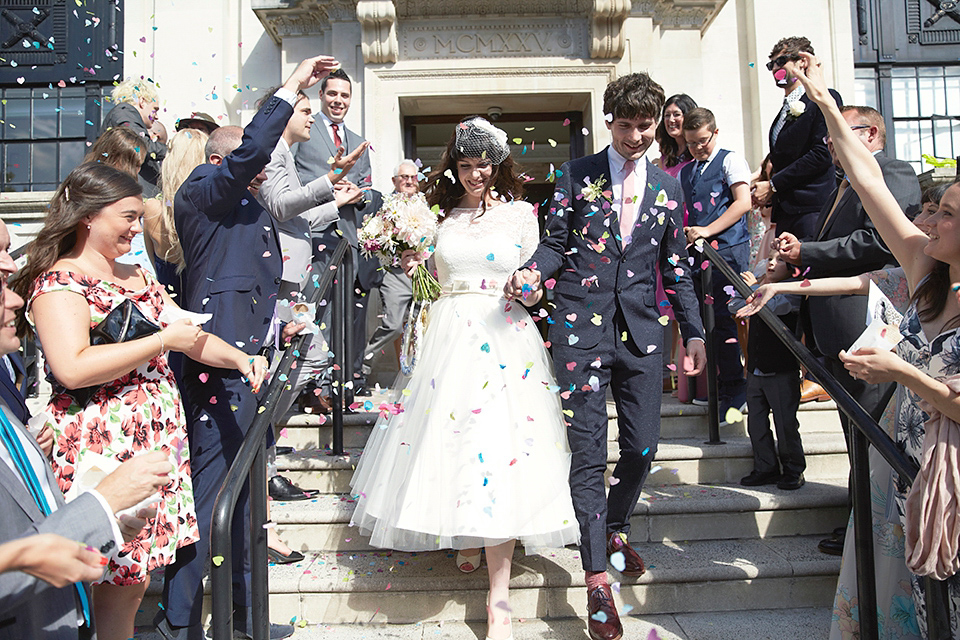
[822, 125, 871, 145]
[766, 54, 798, 71]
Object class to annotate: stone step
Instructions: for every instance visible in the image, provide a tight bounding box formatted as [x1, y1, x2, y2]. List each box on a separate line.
[136, 535, 839, 628]
[274, 431, 849, 494]
[268, 478, 848, 554]
[274, 393, 843, 451]
[135, 607, 833, 639]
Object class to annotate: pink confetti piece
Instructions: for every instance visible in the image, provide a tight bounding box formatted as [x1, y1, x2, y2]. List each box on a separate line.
[199, 372, 209, 383]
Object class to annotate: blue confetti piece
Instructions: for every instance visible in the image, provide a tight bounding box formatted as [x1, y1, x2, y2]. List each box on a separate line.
[486, 253, 495, 261]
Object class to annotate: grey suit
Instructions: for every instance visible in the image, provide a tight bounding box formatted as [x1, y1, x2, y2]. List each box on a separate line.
[0, 403, 115, 640]
[294, 116, 371, 190]
[259, 137, 337, 287]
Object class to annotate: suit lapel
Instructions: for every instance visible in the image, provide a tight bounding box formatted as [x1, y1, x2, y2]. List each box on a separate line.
[582, 151, 617, 253]
[817, 185, 853, 240]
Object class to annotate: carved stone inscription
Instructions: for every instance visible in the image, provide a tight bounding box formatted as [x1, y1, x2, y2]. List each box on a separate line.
[400, 20, 586, 59]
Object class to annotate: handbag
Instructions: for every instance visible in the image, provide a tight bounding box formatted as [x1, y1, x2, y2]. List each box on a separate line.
[48, 299, 162, 407]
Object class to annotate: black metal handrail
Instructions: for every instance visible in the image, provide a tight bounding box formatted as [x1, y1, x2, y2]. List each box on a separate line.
[698, 241, 950, 640]
[210, 238, 353, 639]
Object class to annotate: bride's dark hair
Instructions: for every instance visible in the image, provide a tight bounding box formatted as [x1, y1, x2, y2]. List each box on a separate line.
[424, 116, 524, 218]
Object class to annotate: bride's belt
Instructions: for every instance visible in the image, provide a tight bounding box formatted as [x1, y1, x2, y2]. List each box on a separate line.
[440, 279, 503, 297]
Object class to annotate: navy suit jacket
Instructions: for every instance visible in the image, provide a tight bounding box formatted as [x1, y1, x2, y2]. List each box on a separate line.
[802, 154, 920, 356]
[768, 89, 843, 232]
[174, 98, 286, 354]
[524, 148, 704, 353]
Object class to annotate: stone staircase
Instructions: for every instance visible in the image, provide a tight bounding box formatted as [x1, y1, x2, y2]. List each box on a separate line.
[135, 390, 849, 639]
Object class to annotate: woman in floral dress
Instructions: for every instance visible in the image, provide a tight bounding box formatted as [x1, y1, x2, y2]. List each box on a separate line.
[789, 53, 960, 636]
[12, 163, 268, 640]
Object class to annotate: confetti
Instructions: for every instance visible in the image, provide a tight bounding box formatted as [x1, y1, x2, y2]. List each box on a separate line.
[212, 555, 224, 566]
[725, 407, 744, 424]
[610, 551, 626, 572]
[199, 372, 209, 383]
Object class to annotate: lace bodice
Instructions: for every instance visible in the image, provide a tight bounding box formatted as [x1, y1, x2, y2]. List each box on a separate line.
[433, 201, 539, 292]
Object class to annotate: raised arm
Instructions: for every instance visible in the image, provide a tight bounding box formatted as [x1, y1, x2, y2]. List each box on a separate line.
[786, 54, 932, 291]
[736, 274, 870, 317]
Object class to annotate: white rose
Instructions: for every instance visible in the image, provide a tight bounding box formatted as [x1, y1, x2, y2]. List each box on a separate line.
[788, 101, 806, 118]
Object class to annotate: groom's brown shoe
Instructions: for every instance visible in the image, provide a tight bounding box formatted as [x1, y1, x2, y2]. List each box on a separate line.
[587, 584, 623, 640]
[607, 531, 646, 577]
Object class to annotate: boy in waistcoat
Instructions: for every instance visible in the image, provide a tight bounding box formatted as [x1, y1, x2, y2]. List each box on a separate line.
[680, 107, 753, 420]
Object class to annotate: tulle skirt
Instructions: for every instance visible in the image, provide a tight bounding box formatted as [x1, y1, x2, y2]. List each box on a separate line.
[349, 290, 580, 553]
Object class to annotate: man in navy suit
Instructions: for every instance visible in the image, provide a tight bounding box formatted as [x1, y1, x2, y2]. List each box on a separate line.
[751, 36, 842, 241]
[156, 55, 340, 640]
[507, 73, 706, 640]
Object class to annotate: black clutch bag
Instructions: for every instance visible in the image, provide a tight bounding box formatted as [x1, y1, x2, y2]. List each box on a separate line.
[48, 299, 162, 407]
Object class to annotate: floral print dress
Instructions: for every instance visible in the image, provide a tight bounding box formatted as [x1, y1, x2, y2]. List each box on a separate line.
[28, 270, 199, 586]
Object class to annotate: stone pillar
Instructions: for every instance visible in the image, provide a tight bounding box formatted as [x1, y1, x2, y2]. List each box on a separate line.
[357, 0, 398, 64]
[590, 0, 631, 59]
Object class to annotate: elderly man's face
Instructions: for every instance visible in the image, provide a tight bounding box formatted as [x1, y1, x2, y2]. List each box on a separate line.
[392, 165, 419, 196]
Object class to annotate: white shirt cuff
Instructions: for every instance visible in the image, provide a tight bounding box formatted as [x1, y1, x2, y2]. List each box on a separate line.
[85, 489, 125, 556]
[686, 337, 706, 344]
[274, 87, 299, 107]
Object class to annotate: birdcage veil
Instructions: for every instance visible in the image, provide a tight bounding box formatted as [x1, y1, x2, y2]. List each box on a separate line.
[454, 117, 510, 164]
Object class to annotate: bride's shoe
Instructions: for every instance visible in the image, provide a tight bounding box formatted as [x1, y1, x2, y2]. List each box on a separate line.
[456, 549, 482, 573]
[486, 594, 513, 640]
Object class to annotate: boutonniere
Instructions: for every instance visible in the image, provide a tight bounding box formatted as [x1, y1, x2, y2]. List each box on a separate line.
[581, 176, 610, 203]
[787, 101, 806, 119]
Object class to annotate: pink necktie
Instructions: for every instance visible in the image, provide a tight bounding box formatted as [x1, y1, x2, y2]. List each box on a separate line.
[619, 159, 637, 245]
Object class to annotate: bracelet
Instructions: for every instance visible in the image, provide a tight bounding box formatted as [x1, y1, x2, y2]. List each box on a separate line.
[155, 332, 165, 355]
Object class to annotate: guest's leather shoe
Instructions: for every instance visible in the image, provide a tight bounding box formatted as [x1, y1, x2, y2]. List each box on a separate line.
[298, 389, 331, 414]
[818, 536, 844, 556]
[800, 379, 830, 403]
[275, 445, 294, 456]
[777, 473, 805, 490]
[739, 470, 781, 486]
[606, 532, 645, 577]
[268, 475, 315, 501]
[153, 610, 211, 640]
[354, 383, 372, 397]
[267, 546, 305, 564]
[587, 584, 623, 640]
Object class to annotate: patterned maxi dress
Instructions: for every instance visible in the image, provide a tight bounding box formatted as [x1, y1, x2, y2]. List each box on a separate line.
[889, 292, 960, 637]
[28, 270, 199, 586]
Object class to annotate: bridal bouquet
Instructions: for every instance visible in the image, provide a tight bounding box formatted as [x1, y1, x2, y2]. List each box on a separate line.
[358, 192, 441, 302]
[358, 192, 441, 374]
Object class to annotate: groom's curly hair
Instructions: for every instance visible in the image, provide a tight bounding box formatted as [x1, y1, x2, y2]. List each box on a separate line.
[424, 116, 525, 219]
[603, 73, 665, 122]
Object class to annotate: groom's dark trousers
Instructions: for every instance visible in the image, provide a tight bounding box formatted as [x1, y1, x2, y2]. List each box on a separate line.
[524, 148, 704, 571]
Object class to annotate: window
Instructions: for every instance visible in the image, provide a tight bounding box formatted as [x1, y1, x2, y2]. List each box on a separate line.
[0, 86, 102, 192]
[857, 66, 960, 174]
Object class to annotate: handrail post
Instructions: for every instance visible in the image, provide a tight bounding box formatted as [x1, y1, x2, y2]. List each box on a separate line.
[924, 576, 953, 639]
[343, 248, 356, 409]
[249, 444, 269, 640]
[850, 428, 878, 640]
[331, 263, 345, 455]
[211, 497, 234, 639]
[701, 260, 722, 445]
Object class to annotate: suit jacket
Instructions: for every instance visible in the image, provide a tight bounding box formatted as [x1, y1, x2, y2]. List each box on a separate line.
[768, 89, 843, 233]
[0, 354, 28, 425]
[258, 138, 337, 286]
[293, 118, 381, 290]
[100, 102, 166, 195]
[524, 149, 704, 353]
[174, 96, 287, 354]
[802, 154, 921, 356]
[0, 403, 114, 640]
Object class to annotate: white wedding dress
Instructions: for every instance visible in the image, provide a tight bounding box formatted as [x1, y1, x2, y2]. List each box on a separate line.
[349, 200, 580, 553]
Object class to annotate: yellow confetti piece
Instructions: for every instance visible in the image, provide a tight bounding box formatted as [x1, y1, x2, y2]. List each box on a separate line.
[512, 137, 523, 144]
[212, 555, 224, 566]
[725, 407, 744, 424]
[547, 138, 557, 147]
[621, 331, 628, 342]
[402, 388, 411, 396]
[562, 409, 574, 417]
[591, 314, 602, 326]
[658, 315, 670, 326]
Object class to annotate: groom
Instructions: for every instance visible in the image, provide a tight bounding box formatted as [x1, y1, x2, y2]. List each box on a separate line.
[507, 73, 705, 640]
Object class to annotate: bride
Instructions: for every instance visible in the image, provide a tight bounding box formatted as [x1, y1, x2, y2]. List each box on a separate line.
[349, 116, 579, 640]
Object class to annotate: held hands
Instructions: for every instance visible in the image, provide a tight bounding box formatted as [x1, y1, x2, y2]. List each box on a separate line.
[240, 355, 269, 393]
[159, 320, 202, 353]
[751, 181, 772, 207]
[327, 142, 370, 185]
[283, 55, 340, 93]
[400, 249, 425, 278]
[504, 269, 541, 301]
[95, 450, 172, 515]
[838, 347, 905, 385]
